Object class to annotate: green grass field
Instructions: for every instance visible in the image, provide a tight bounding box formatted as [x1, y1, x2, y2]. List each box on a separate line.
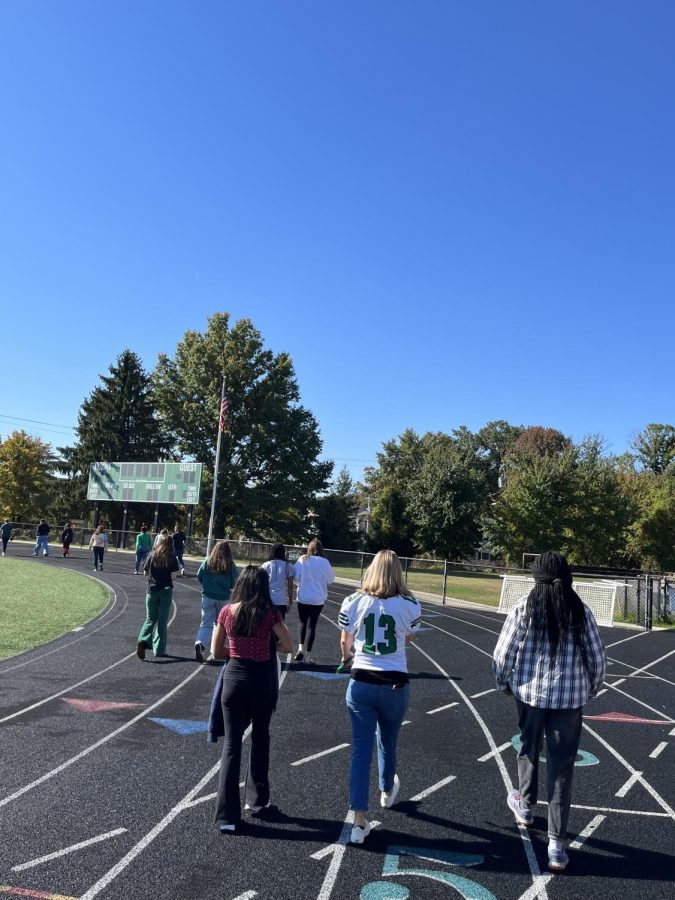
[330, 564, 503, 606]
[0, 558, 109, 660]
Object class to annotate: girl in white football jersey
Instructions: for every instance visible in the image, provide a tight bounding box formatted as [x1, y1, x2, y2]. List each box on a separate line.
[338, 550, 421, 844]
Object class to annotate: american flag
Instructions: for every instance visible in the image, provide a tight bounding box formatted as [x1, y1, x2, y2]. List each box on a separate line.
[219, 387, 229, 432]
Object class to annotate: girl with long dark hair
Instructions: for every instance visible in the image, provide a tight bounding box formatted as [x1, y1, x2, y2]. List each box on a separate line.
[261, 543, 295, 619]
[493, 551, 606, 873]
[137, 534, 179, 659]
[211, 566, 293, 832]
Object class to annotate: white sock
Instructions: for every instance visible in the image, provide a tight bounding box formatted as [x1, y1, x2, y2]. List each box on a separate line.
[297, 644, 304, 652]
[548, 837, 564, 851]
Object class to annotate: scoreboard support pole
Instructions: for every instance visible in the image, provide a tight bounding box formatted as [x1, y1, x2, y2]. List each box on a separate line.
[120, 504, 128, 550]
[153, 504, 159, 535]
[94, 504, 101, 528]
[187, 506, 195, 552]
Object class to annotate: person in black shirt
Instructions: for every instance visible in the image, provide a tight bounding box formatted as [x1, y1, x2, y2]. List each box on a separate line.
[61, 522, 74, 558]
[136, 534, 179, 659]
[33, 520, 50, 557]
[173, 525, 186, 575]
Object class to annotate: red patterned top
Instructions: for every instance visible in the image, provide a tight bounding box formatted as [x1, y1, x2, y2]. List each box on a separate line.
[217, 605, 280, 661]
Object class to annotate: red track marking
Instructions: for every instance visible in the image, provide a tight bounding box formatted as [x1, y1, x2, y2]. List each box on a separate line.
[0, 887, 77, 899]
[584, 711, 673, 725]
[61, 699, 144, 713]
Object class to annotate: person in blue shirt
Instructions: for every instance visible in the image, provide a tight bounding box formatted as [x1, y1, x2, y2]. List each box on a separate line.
[194, 540, 239, 663]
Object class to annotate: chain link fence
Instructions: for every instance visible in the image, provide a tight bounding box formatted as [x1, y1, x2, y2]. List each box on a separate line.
[5, 523, 671, 627]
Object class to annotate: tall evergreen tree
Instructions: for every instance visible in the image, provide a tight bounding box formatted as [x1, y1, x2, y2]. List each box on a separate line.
[153, 312, 332, 541]
[59, 350, 169, 522]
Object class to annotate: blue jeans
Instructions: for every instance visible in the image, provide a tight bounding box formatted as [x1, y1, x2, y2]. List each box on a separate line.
[195, 595, 227, 649]
[135, 549, 149, 573]
[346, 678, 409, 812]
[33, 536, 49, 556]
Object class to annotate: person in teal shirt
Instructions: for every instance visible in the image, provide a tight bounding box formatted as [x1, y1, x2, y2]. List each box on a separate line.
[194, 540, 239, 663]
[134, 525, 153, 574]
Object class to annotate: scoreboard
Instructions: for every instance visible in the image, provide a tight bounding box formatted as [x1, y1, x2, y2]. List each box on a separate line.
[86, 462, 203, 506]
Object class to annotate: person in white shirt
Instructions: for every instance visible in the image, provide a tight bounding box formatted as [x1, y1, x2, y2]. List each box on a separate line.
[293, 538, 334, 663]
[88, 525, 109, 571]
[338, 549, 421, 844]
[261, 544, 295, 619]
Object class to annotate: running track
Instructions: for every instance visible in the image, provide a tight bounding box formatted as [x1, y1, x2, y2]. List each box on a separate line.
[0, 545, 673, 900]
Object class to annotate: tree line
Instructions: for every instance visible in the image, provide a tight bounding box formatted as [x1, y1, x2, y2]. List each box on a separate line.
[0, 310, 673, 570]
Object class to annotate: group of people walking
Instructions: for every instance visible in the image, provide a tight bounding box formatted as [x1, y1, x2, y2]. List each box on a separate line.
[133, 535, 605, 873]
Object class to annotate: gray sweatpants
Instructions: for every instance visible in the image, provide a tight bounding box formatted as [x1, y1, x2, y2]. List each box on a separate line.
[515, 699, 583, 840]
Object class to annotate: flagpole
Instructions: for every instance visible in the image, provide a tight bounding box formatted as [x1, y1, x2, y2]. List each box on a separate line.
[207, 377, 226, 556]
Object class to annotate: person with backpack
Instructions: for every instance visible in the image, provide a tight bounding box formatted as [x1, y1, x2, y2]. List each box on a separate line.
[492, 551, 606, 873]
[61, 522, 74, 558]
[261, 543, 295, 619]
[194, 540, 239, 663]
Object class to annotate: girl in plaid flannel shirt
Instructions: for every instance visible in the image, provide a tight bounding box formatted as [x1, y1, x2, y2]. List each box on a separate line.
[493, 551, 606, 873]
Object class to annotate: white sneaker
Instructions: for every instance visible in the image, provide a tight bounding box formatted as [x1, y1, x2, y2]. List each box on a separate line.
[180, 567, 185, 576]
[218, 823, 235, 833]
[245, 801, 271, 814]
[350, 822, 371, 844]
[381, 774, 401, 808]
[507, 790, 534, 826]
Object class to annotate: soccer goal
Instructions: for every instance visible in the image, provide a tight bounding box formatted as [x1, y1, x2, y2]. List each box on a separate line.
[522, 552, 541, 571]
[498, 575, 618, 626]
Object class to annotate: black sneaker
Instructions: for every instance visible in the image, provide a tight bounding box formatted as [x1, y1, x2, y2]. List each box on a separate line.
[195, 643, 204, 663]
[293, 651, 304, 662]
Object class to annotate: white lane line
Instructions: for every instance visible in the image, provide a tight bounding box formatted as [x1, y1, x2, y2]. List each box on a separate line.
[582, 723, 675, 819]
[670, 726, 675, 736]
[616, 647, 675, 680]
[411, 642, 548, 900]
[0, 579, 122, 675]
[419, 622, 493, 659]
[0, 596, 180, 723]
[470, 688, 497, 699]
[601, 681, 674, 721]
[230, 892, 258, 900]
[650, 742, 668, 759]
[606, 631, 649, 649]
[312, 813, 352, 900]
[606, 656, 675, 688]
[615, 772, 642, 797]
[312, 819, 382, 860]
[12, 828, 127, 871]
[80, 657, 291, 899]
[409, 775, 456, 801]
[568, 814, 606, 848]
[0, 652, 135, 723]
[426, 702, 459, 715]
[478, 742, 510, 762]
[559, 803, 669, 818]
[0, 662, 204, 810]
[402, 720, 412, 726]
[596, 688, 608, 696]
[515, 816, 605, 900]
[291, 743, 350, 767]
[184, 782, 245, 809]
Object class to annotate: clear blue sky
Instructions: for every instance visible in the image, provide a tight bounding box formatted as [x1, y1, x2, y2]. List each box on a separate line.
[1, 1, 673, 480]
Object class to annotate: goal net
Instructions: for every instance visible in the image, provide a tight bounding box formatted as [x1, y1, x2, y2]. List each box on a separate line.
[498, 576, 618, 626]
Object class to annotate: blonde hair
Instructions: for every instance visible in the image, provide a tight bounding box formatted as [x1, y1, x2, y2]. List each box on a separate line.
[303, 538, 324, 559]
[361, 550, 408, 599]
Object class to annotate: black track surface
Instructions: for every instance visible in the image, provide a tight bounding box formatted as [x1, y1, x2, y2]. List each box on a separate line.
[0, 544, 673, 900]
